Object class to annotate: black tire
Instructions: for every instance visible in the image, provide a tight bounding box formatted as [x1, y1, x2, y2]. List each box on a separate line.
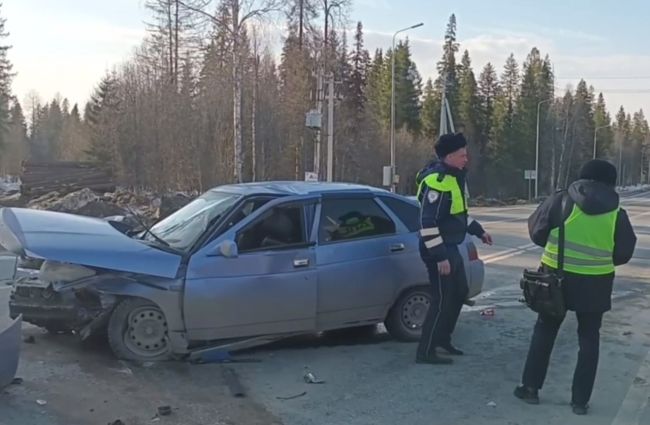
[107, 298, 172, 361]
[384, 286, 432, 342]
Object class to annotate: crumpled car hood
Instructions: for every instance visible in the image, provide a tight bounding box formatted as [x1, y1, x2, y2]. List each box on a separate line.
[0, 208, 181, 279]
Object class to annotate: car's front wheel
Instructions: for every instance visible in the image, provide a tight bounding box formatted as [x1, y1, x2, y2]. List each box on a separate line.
[384, 286, 432, 341]
[107, 298, 172, 361]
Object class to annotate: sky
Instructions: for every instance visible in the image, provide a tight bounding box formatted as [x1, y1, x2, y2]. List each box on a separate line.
[5, 0, 650, 116]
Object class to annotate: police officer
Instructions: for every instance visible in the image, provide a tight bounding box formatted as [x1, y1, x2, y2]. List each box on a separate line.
[416, 133, 492, 365]
[514, 159, 636, 415]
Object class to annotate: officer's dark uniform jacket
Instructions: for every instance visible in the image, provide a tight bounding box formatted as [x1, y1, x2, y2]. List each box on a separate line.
[528, 179, 636, 312]
[416, 160, 485, 262]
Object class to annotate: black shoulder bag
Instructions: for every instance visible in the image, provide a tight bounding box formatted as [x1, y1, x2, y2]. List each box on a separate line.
[520, 194, 569, 319]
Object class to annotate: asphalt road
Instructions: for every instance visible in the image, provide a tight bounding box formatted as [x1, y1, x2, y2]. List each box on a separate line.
[2, 192, 650, 425]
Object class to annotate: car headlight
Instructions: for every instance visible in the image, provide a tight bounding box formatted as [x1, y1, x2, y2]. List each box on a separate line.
[38, 261, 96, 285]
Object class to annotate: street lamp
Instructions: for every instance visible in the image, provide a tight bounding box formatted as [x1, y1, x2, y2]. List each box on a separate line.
[390, 22, 424, 193]
[593, 124, 612, 159]
[535, 97, 554, 199]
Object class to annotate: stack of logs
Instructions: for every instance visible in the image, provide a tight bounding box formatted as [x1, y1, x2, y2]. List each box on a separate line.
[20, 161, 115, 198]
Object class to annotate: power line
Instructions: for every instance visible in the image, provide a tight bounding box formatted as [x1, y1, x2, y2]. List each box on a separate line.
[556, 76, 650, 80]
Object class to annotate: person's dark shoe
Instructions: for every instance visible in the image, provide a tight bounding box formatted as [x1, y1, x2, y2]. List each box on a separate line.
[571, 403, 588, 415]
[415, 353, 453, 365]
[463, 299, 476, 306]
[439, 343, 464, 356]
[514, 385, 540, 405]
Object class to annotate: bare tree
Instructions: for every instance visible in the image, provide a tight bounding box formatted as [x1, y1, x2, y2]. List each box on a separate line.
[179, 0, 284, 183]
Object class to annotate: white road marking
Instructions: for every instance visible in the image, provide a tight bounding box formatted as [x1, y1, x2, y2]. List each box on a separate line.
[611, 349, 650, 425]
[482, 243, 538, 264]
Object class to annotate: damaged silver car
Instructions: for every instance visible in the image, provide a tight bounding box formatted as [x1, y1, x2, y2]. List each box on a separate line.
[2, 182, 484, 361]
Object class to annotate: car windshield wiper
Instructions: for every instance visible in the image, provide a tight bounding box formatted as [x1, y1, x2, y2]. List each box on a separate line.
[125, 206, 171, 248]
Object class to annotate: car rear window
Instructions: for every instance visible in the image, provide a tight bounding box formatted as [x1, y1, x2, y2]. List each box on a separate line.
[379, 196, 420, 232]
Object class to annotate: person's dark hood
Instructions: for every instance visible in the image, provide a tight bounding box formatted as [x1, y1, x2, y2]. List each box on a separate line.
[568, 179, 619, 215]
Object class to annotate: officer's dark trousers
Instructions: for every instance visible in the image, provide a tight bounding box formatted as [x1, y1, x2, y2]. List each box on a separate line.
[522, 311, 603, 406]
[417, 245, 469, 359]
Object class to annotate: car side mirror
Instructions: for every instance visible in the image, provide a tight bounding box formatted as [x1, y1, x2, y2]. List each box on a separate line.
[214, 240, 238, 258]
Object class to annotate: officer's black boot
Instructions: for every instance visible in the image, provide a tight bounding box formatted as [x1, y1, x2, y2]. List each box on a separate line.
[571, 403, 588, 415]
[416, 352, 453, 365]
[514, 385, 540, 404]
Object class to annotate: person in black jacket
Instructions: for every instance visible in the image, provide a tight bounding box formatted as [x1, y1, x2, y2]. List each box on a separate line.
[514, 159, 637, 415]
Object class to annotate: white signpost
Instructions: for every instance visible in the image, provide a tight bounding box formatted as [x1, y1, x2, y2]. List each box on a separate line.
[524, 169, 537, 200]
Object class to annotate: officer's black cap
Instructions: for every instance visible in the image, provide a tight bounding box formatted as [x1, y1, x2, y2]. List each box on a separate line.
[435, 133, 467, 158]
[579, 159, 617, 187]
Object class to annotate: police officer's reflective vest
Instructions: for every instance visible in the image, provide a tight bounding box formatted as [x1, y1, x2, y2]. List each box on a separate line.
[541, 204, 618, 275]
[417, 172, 467, 215]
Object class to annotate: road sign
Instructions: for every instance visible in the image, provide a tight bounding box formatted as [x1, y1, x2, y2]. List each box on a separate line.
[524, 169, 537, 180]
[305, 172, 318, 182]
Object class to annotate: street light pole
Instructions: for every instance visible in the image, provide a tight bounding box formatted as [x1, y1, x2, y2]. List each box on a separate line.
[593, 124, 612, 159]
[390, 22, 423, 193]
[535, 97, 553, 199]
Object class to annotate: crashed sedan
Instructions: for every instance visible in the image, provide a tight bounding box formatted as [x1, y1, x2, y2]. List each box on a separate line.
[1, 182, 484, 361]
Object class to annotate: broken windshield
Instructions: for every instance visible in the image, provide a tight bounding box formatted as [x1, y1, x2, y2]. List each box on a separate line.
[147, 191, 241, 251]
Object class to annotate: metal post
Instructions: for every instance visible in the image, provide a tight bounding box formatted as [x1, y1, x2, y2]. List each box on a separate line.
[327, 74, 334, 182]
[618, 137, 623, 184]
[593, 124, 611, 159]
[314, 69, 323, 179]
[390, 22, 423, 193]
[535, 98, 553, 199]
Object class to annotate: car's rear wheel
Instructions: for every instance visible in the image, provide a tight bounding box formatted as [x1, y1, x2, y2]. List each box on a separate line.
[107, 298, 172, 361]
[384, 286, 431, 342]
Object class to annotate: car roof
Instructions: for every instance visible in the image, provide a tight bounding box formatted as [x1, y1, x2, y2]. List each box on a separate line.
[209, 181, 394, 197]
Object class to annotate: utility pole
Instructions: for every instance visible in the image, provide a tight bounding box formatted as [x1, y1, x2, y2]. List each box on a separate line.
[326, 74, 335, 182]
[389, 22, 424, 193]
[313, 70, 323, 179]
[535, 98, 553, 199]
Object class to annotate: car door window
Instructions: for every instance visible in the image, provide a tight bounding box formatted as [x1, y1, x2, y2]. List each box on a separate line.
[222, 197, 274, 232]
[319, 198, 396, 243]
[378, 196, 420, 232]
[236, 205, 306, 252]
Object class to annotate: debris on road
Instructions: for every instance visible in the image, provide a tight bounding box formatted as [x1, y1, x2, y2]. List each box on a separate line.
[23, 335, 35, 344]
[277, 391, 307, 400]
[487, 401, 497, 407]
[11, 377, 22, 385]
[36, 399, 47, 406]
[157, 405, 172, 416]
[480, 308, 496, 318]
[623, 331, 633, 336]
[303, 371, 325, 384]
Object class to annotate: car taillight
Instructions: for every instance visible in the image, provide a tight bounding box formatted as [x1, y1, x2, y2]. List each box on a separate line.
[468, 242, 479, 261]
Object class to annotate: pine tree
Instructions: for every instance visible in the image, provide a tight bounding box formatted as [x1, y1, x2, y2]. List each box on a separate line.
[366, 49, 385, 119]
[0, 3, 14, 151]
[614, 106, 629, 184]
[457, 51, 482, 190]
[85, 74, 121, 171]
[421, 78, 438, 140]
[0, 99, 27, 174]
[278, 30, 312, 179]
[631, 110, 649, 184]
[378, 40, 422, 133]
[593, 92, 613, 160]
[434, 14, 459, 122]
